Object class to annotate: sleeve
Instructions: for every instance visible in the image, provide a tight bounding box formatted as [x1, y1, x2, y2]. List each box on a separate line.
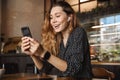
[62, 28, 88, 76]
[39, 60, 53, 74]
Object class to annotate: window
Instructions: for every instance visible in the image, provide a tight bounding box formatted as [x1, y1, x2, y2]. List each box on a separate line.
[80, 0, 89, 3]
[88, 14, 120, 62]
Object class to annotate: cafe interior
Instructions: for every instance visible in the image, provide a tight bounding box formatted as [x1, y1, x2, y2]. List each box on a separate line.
[0, 0, 120, 80]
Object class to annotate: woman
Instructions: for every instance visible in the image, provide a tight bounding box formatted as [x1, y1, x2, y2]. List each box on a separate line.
[21, 1, 92, 80]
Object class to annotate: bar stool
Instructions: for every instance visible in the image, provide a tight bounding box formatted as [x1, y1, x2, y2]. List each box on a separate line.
[92, 67, 115, 80]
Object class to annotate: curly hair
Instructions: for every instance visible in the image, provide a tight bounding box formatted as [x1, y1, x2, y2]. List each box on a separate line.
[41, 1, 79, 56]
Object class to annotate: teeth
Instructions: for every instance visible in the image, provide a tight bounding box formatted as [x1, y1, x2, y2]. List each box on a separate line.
[53, 24, 59, 29]
[54, 25, 58, 28]
[55, 26, 58, 28]
[54, 26, 59, 30]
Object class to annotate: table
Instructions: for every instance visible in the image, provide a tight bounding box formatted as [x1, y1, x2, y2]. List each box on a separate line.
[91, 61, 120, 66]
[91, 61, 120, 80]
[1, 73, 75, 80]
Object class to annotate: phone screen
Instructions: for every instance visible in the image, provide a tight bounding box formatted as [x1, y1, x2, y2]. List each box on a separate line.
[21, 27, 32, 37]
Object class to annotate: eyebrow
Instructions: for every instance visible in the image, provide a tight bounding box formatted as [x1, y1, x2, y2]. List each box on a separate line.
[50, 12, 62, 17]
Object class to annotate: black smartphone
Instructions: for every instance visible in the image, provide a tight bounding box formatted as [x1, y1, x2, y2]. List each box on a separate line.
[21, 26, 32, 37]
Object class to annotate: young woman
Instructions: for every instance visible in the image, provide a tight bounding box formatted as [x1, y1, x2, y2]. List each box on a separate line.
[21, 1, 92, 80]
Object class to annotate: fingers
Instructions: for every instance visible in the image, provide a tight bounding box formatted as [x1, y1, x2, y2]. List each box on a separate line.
[30, 38, 39, 48]
[29, 38, 40, 54]
[21, 37, 40, 56]
[21, 37, 31, 53]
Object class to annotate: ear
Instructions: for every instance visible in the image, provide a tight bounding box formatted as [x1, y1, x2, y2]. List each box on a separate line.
[67, 17, 71, 22]
[67, 14, 72, 22]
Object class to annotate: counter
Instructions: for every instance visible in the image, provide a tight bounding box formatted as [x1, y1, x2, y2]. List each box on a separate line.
[91, 61, 120, 80]
[91, 61, 120, 66]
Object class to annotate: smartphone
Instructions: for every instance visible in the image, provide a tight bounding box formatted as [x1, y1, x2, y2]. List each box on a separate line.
[21, 26, 32, 37]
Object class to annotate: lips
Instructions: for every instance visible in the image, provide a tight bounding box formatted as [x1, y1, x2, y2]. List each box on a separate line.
[53, 24, 60, 29]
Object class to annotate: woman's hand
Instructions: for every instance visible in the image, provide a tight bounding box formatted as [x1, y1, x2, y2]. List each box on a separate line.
[21, 37, 40, 56]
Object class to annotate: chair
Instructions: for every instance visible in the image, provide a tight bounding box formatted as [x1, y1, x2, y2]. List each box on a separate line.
[92, 67, 115, 80]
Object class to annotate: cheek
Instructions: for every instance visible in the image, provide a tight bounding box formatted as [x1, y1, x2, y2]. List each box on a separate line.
[61, 18, 68, 26]
[59, 18, 67, 25]
[50, 21, 52, 26]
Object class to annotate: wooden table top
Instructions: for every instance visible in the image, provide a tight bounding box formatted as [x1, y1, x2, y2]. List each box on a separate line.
[1, 73, 74, 80]
[91, 61, 120, 66]
[2, 73, 54, 80]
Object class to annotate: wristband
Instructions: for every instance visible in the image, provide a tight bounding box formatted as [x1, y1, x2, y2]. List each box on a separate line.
[43, 51, 51, 61]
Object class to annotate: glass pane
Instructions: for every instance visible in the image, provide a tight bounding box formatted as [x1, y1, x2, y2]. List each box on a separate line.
[87, 14, 120, 62]
[115, 15, 120, 23]
[100, 16, 114, 24]
[80, 0, 89, 3]
[65, 0, 78, 5]
[72, 5, 79, 12]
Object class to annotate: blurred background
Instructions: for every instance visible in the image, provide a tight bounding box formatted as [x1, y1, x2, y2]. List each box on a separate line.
[0, 0, 120, 80]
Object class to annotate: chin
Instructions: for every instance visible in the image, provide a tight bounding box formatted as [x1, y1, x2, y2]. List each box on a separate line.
[55, 31, 60, 33]
[54, 30, 61, 33]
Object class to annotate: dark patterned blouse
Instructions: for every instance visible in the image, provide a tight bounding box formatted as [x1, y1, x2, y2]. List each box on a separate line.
[39, 27, 92, 79]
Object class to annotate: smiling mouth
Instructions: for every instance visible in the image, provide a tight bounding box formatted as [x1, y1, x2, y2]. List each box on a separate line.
[54, 25, 60, 29]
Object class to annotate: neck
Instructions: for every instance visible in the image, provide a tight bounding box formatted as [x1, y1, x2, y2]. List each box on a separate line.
[62, 29, 70, 47]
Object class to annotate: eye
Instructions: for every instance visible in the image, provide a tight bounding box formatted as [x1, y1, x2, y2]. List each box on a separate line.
[56, 15, 60, 18]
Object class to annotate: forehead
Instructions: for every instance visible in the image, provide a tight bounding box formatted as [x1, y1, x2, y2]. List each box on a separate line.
[50, 6, 64, 15]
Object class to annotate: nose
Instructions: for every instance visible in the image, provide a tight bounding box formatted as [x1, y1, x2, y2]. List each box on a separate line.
[51, 18, 57, 23]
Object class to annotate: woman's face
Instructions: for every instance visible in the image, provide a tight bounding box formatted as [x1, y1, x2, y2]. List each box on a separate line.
[50, 6, 69, 33]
